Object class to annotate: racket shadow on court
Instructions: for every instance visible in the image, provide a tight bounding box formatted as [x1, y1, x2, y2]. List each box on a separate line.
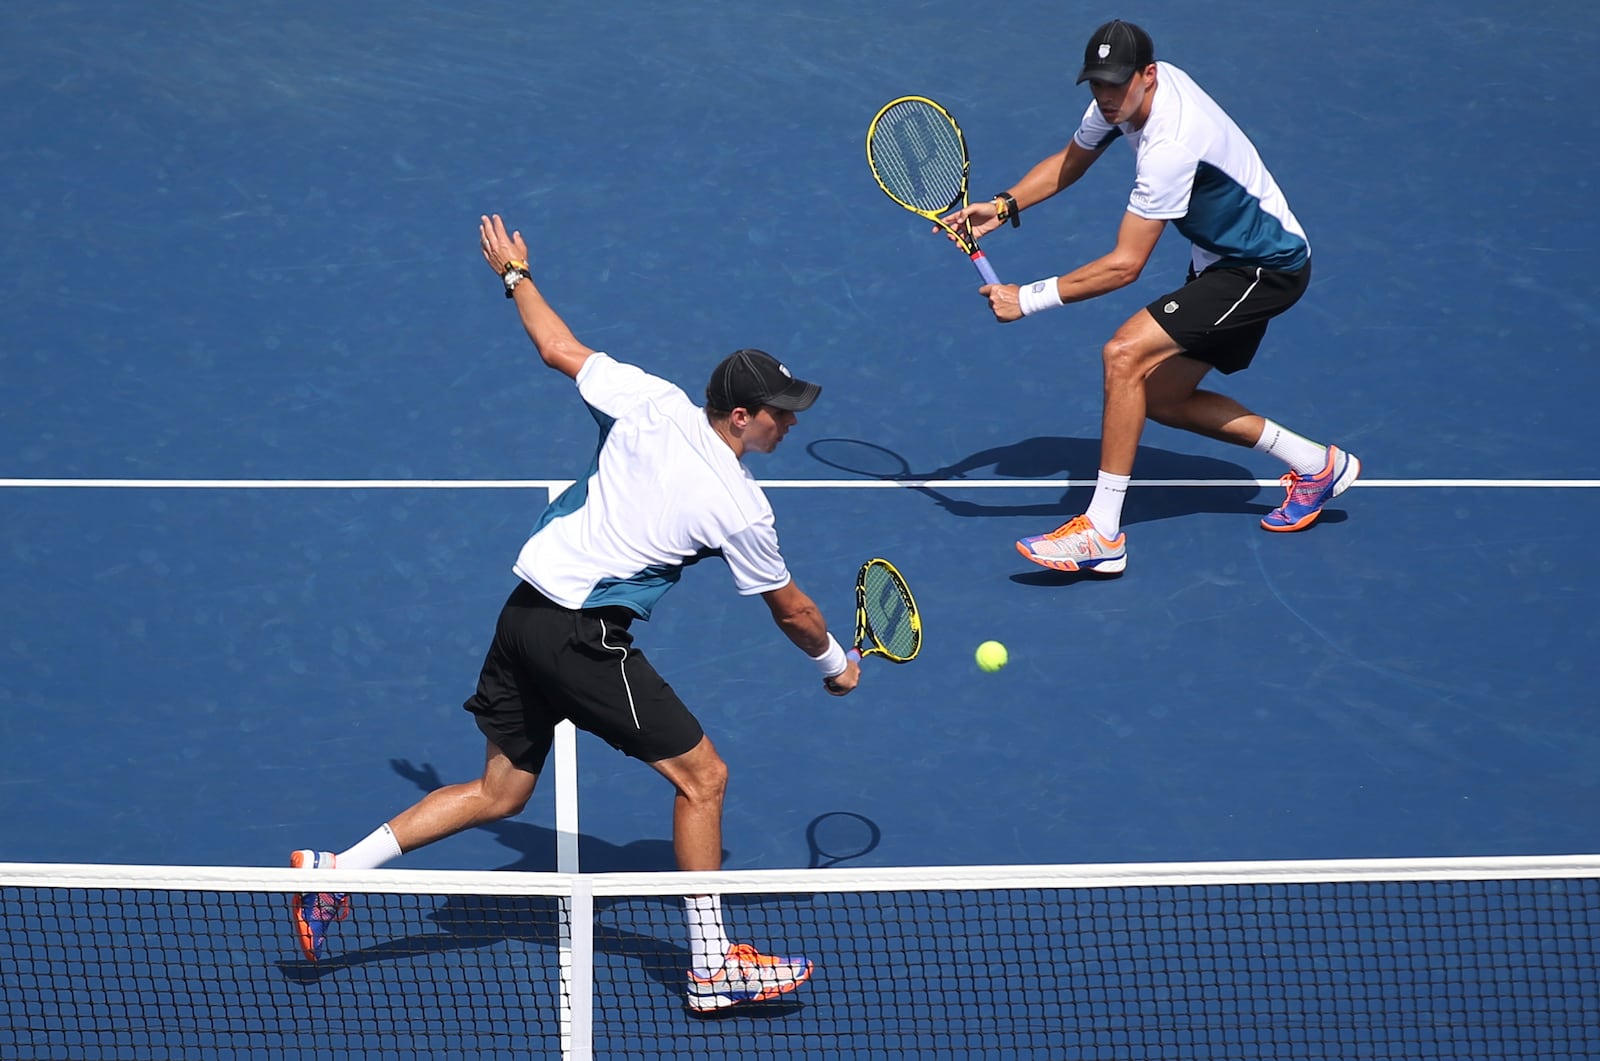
[805, 811, 882, 869]
[807, 436, 1273, 526]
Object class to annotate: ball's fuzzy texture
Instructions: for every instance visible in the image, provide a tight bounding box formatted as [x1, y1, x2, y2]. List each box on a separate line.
[975, 640, 1008, 672]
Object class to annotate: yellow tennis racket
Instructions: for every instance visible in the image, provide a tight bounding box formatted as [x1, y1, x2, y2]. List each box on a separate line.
[866, 95, 1000, 285]
[846, 558, 922, 665]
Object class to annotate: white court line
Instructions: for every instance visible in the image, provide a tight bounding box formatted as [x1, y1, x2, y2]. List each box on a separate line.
[2, 477, 1598, 489]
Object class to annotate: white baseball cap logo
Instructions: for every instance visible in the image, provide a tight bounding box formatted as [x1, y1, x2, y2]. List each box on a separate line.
[1098, 43, 1112, 59]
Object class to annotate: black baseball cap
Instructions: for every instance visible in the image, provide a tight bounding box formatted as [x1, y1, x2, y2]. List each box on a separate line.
[705, 348, 820, 413]
[1076, 19, 1155, 85]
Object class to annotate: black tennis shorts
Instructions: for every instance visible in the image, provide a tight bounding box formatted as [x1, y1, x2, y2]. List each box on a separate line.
[1146, 259, 1311, 374]
[462, 581, 704, 773]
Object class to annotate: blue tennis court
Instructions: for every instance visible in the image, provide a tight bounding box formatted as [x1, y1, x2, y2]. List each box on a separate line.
[3, 2, 1597, 1057]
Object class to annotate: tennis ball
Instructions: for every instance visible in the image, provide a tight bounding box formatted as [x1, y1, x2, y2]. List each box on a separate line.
[975, 640, 1008, 672]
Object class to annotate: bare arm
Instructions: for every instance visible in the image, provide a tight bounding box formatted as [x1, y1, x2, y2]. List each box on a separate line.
[478, 214, 595, 380]
[942, 139, 1110, 241]
[1009, 138, 1108, 213]
[982, 211, 1168, 322]
[761, 580, 859, 696]
[1054, 210, 1167, 302]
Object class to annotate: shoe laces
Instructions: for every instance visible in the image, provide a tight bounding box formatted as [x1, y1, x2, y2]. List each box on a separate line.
[725, 944, 795, 973]
[1042, 514, 1095, 540]
[1279, 470, 1323, 505]
[725, 944, 762, 967]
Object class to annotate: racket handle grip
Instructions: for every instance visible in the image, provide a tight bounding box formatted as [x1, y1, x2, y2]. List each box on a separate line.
[972, 251, 1000, 286]
[824, 648, 861, 693]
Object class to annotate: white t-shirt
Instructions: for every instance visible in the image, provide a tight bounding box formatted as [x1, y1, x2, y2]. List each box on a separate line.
[1073, 61, 1309, 273]
[514, 353, 791, 618]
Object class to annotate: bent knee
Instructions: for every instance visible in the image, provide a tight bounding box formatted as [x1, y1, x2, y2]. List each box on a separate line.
[485, 791, 532, 819]
[679, 751, 729, 804]
[478, 778, 537, 820]
[1100, 336, 1148, 382]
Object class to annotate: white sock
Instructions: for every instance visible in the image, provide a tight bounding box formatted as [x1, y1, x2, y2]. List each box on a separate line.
[1254, 420, 1328, 477]
[685, 895, 733, 976]
[1084, 470, 1131, 539]
[337, 823, 404, 871]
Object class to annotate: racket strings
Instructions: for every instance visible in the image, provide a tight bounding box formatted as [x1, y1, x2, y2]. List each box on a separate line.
[869, 102, 968, 212]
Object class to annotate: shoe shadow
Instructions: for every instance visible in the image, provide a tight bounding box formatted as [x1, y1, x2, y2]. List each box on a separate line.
[1007, 566, 1127, 587]
[276, 892, 684, 987]
[806, 435, 1270, 528]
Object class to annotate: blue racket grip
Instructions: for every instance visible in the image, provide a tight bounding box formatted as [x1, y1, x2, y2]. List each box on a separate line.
[971, 250, 1000, 286]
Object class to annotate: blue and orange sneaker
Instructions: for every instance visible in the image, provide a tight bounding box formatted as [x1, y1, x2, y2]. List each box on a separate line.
[1261, 445, 1361, 532]
[289, 849, 349, 961]
[686, 944, 813, 1012]
[1016, 514, 1128, 574]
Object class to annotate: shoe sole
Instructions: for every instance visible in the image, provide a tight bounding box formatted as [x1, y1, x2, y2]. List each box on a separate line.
[289, 851, 346, 961]
[1014, 540, 1127, 574]
[290, 850, 319, 961]
[290, 897, 321, 962]
[1261, 453, 1361, 533]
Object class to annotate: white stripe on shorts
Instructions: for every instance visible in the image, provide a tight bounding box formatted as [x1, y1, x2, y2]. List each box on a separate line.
[1213, 267, 1262, 327]
[597, 618, 641, 729]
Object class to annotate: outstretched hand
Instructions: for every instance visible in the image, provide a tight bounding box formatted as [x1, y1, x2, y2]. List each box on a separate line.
[479, 214, 529, 276]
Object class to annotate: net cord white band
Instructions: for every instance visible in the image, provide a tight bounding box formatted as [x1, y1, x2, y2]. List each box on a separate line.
[5, 853, 1597, 895]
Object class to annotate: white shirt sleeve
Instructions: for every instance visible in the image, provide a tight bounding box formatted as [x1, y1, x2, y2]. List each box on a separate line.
[576, 353, 687, 418]
[1128, 140, 1199, 220]
[1072, 100, 1122, 152]
[720, 517, 792, 596]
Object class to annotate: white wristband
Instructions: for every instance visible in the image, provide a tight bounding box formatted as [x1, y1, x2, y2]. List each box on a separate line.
[810, 633, 848, 678]
[1017, 276, 1064, 316]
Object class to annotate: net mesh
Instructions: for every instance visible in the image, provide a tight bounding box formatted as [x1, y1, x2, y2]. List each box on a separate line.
[2, 879, 568, 1060]
[3, 859, 1596, 1060]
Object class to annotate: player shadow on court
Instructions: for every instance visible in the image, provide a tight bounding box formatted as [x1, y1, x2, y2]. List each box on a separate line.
[807, 434, 1276, 526]
[807, 435, 1350, 586]
[275, 759, 834, 1019]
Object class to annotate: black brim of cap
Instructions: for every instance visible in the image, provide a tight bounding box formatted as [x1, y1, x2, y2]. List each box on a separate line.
[1076, 64, 1135, 85]
[763, 378, 821, 412]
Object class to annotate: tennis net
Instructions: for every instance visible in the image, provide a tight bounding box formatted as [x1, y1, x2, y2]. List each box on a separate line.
[3, 855, 1596, 1059]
